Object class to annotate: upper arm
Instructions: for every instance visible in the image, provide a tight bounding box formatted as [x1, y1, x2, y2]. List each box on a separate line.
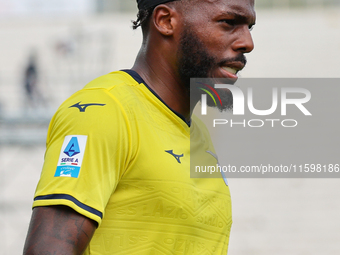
[32, 88, 132, 225]
[23, 206, 97, 255]
[25, 88, 134, 253]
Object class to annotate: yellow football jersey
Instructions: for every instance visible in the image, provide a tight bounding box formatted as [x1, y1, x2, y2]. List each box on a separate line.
[33, 70, 232, 254]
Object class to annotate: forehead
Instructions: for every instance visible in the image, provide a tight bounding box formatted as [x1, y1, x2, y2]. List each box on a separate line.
[183, 0, 256, 23]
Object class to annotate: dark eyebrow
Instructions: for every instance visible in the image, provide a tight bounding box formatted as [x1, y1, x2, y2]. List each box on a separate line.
[220, 11, 256, 26]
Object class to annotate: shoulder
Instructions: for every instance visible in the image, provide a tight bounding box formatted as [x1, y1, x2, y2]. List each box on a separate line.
[56, 70, 144, 118]
[84, 70, 139, 91]
[46, 71, 141, 143]
[74, 70, 150, 111]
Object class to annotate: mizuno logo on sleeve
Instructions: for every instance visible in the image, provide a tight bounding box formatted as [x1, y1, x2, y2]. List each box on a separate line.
[69, 102, 106, 112]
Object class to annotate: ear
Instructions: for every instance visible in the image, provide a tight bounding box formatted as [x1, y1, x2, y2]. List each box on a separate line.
[152, 4, 179, 36]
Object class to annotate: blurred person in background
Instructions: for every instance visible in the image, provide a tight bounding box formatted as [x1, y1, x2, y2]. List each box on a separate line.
[23, 0, 255, 254]
[23, 50, 46, 110]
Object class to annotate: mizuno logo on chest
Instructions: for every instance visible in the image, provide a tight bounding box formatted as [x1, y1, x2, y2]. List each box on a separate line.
[165, 150, 184, 164]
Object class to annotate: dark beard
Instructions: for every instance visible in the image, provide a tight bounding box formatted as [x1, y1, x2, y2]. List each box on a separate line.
[177, 26, 246, 111]
[177, 27, 216, 90]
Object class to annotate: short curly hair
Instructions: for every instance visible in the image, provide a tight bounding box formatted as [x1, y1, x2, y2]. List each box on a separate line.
[132, 0, 183, 30]
[132, 6, 156, 30]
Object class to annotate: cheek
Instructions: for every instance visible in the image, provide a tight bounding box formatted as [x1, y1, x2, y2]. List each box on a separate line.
[207, 35, 233, 56]
[197, 26, 235, 54]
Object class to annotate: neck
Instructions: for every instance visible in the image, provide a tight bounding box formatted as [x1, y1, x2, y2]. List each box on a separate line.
[132, 47, 194, 122]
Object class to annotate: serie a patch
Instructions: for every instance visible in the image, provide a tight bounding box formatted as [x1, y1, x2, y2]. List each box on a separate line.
[54, 135, 87, 178]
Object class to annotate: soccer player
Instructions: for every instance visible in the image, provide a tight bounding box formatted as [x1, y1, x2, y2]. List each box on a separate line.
[23, 0, 255, 254]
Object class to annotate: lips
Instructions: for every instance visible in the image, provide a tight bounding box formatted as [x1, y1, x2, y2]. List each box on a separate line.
[220, 62, 245, 78]
[222, 66, 238, 75]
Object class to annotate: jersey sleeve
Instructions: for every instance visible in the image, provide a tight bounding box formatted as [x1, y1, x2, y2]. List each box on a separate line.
[33, 87, 134, 226]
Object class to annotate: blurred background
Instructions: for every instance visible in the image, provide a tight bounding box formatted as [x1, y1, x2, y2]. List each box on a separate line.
[0, 0, 340, 254]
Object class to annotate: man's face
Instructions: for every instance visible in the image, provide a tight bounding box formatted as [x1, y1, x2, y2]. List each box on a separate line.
[176, 0, 256, 109]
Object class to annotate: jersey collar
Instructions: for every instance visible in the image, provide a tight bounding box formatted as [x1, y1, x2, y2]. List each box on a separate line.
[121, 69, 191, 127]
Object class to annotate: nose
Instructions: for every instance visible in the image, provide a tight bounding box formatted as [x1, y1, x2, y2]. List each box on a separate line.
[232, 25, 254, 54]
